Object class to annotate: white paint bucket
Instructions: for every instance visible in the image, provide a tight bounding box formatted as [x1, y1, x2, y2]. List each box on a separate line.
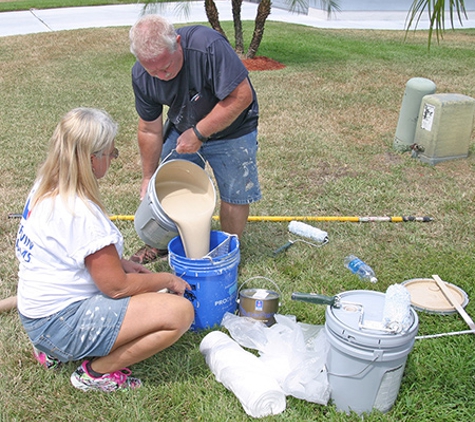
[324, 290, 419, 415]
[134, 159, 215, 251]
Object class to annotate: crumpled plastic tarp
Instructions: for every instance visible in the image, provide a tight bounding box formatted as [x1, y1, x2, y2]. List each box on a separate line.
[221, 312, 330, 405]
[200, 312, 330, 418]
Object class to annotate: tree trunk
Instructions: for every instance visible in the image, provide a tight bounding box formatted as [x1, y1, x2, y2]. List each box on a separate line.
[232, 0, 244, 56]
[204, 0, 228, 40]
[246, 0, 271, 59]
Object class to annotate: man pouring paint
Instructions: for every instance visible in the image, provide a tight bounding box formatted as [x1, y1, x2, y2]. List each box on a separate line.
[129, 14, 261, 264]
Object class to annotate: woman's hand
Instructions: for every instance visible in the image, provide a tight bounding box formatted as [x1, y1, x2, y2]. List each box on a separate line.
[166, 274, 192, 296]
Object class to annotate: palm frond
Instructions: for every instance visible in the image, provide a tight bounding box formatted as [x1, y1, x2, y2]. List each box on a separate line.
[405, 0, 468, 49]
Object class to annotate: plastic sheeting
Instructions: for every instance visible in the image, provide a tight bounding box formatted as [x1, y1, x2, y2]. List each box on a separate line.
[200, 313, 330, 418]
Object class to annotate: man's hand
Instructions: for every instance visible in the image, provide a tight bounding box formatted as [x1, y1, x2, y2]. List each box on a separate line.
[176, 128, 203, 154]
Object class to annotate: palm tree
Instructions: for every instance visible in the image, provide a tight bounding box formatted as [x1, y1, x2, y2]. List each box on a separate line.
[142, 0, 340, 59]
[405, 0, 468, 48]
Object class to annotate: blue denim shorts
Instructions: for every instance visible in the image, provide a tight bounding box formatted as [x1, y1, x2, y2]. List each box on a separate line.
[162, 128, 262, 205]
[19, 294, 130, 363]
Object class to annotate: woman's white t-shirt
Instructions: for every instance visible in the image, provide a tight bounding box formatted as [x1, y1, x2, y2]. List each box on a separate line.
[15, 189, 123, 318]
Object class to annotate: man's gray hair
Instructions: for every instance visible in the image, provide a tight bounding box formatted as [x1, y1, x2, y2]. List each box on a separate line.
[129, 15, 178, 61]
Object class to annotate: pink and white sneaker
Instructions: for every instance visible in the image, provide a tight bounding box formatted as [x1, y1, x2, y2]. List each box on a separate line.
[70, 361, 142, 392]
[32, 346, 62, 370]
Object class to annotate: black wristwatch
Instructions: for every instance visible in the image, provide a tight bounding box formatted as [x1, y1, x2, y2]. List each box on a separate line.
[192, 125, 209, 143]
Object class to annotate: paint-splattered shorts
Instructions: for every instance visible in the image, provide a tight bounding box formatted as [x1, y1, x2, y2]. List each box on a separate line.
[19, 294, 130, 363]
[162, 128, 262, 205]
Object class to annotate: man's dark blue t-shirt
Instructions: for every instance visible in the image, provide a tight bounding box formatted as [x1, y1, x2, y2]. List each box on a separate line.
[132, 25, 259, 140]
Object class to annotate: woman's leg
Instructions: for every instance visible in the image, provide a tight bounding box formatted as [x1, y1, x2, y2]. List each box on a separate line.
[89, 292, 194, 374]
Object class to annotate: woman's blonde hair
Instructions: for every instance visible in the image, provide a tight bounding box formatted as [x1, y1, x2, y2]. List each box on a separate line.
[31, 107, 118, 213]
[129, 14, 178, 62]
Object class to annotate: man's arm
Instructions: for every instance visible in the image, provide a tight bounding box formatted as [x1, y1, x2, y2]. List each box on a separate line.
[137, 115, 163, 199]
[176, 79, 253, 154]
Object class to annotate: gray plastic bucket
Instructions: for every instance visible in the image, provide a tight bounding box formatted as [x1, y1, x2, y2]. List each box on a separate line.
[324, 290, 419, 415]
[134, 159, 215, 250]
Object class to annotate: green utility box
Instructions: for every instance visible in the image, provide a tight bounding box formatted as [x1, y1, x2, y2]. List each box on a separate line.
[413, 93, 475, 165]
[393, 77, 437, 152]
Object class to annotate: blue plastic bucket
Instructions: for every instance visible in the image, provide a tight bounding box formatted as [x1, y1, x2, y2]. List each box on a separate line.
[168, 231, 240, 331]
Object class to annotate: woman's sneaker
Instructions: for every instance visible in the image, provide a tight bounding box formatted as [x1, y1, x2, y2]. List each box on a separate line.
[70, 361, 142, 392]
[33, 346, 62, 370]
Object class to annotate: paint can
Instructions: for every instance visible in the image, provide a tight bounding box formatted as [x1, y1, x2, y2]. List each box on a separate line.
[324, 290, 419, 414]
[168, 231, 240, 331]
[238, 277, 281, 326]
[134, 157, 215, 250]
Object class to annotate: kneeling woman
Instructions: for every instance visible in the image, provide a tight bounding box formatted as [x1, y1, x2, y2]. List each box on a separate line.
[15, 107, 194, 392]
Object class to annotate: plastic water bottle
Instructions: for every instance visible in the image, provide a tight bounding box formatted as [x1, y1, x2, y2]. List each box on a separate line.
[344, 255, 378, 283]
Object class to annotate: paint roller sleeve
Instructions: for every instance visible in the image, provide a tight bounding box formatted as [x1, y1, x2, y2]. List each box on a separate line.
[382, 284, 414, 333]
[288, 221, 329, 243]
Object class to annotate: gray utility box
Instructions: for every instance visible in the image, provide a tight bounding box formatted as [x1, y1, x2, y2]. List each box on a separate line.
[413, 93, 475, 165]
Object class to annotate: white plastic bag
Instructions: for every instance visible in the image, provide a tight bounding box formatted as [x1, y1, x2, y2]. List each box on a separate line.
[221, 312, 330, 405]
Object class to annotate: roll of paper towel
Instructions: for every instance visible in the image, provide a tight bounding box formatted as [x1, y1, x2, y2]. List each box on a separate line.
[200, 331, 286, 418]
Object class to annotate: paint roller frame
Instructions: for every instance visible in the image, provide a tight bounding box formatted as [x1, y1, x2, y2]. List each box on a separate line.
[291, 289, 410, 335]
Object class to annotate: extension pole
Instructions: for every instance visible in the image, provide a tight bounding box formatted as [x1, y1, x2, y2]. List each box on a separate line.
[107, 215, 432, 222]
[9, 213, 433, 222]
[242, 216, 433, 223]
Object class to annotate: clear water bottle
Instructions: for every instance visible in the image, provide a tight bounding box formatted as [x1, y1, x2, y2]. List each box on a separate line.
[344, 255, 378, 283]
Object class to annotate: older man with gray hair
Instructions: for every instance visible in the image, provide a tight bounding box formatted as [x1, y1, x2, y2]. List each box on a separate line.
[129, 15, 261, 264]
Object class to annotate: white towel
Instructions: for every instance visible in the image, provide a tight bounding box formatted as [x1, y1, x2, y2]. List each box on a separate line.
[200, 331, 286, 418]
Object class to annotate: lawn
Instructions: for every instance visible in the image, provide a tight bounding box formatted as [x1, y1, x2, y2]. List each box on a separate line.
[1, 12, 475, 422]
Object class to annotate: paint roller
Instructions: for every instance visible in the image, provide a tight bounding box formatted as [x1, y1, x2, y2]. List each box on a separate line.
[292, 284, 413, 334]
[273, 221, 329, 255]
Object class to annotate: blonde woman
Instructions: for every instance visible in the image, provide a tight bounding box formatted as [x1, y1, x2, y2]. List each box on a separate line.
[15, 108, 194, 392]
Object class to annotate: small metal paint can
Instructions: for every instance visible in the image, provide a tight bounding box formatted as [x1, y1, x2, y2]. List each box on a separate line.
[239, 288, 280, 326]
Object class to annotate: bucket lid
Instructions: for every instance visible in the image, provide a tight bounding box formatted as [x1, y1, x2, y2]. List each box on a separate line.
[402, 278, 469, 315]
[325, 290, 418, 349]
[240, 288, 280, 301]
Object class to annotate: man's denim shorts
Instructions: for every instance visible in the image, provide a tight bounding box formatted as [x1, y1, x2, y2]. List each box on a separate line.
[19, 294, 130, 363]
[162, 128, 262, 205]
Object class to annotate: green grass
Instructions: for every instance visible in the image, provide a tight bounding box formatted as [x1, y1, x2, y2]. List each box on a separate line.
[1, 13, 475, 422]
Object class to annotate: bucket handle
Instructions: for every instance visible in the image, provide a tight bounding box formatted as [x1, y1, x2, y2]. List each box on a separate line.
[326, 350, 383, 378]
[238, 276, 283, 305]
[162, 149, 207, 167]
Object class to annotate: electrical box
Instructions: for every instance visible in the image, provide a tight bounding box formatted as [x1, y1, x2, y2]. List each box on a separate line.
[413, 93, 475, 165]
[393, 77, 436, 152]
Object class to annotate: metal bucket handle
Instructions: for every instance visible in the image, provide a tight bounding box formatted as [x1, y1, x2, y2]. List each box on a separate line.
[326, 350, 383, 378]
[238, 276, 282, 306]
[161, 149, 207, 167]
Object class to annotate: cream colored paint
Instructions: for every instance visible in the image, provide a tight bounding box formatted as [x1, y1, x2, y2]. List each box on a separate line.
[156, 163, 215, 258]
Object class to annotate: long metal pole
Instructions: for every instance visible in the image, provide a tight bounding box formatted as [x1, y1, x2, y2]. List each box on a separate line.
[9, 213, 433, 222]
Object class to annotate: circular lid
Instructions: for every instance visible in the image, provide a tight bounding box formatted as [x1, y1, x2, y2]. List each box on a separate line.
[240, 289, 280, 300]
[402, 278, 469, 315]
[325, 290, 418, 348]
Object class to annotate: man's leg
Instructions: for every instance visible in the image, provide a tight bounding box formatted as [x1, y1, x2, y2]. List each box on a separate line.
[219, 202, 250, 239]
